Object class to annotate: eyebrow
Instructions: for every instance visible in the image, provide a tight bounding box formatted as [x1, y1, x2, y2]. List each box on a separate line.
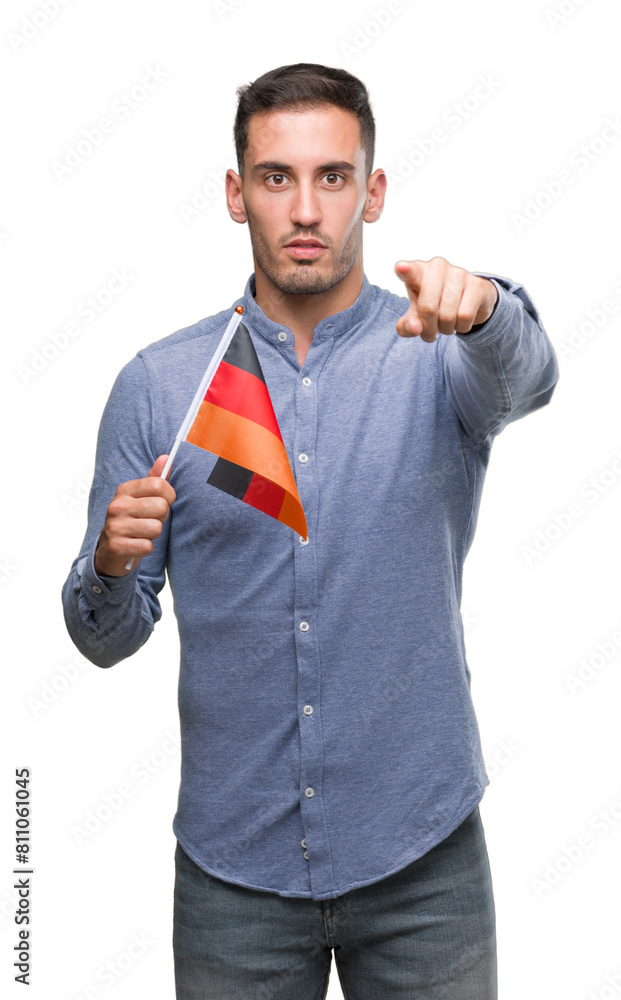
[252, 160, 357, 174]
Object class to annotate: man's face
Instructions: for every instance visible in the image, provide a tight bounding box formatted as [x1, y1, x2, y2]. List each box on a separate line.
[236, 105, 372, 296]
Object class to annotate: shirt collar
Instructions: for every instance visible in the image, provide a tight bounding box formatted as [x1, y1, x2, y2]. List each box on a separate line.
[238, 271, 373, 346]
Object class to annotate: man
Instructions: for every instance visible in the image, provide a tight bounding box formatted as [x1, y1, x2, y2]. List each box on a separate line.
[62, 62, 559, 999]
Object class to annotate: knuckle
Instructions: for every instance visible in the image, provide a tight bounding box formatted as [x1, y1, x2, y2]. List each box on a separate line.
[107, 536, 123, 556]
[457, 308, 476, 327]
[442, 282, 461, 302]
[437, 310, 455, 326]
[108, 497, 125, 517]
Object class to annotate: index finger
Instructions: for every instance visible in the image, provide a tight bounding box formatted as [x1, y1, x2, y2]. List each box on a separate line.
[394, 259, 425, 291]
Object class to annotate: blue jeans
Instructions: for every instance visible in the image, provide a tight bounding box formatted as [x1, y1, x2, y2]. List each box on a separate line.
[173, 804, 496, 999]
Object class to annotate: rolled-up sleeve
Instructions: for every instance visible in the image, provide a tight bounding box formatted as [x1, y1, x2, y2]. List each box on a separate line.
[440, 272, 560, 447]
[61, 353, 169, 668]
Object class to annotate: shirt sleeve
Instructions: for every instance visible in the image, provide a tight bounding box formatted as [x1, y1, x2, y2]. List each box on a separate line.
[61, 353, 169, 668]
[439, 272, 560, 447]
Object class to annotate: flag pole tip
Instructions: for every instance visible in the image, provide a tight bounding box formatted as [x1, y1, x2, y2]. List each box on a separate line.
[235, 305, 244, 314]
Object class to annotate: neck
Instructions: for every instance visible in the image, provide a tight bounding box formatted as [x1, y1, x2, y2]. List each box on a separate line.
[253, 259, 364, 343]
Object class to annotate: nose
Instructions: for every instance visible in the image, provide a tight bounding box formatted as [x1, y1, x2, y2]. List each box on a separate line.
[290, 180, 322, 229]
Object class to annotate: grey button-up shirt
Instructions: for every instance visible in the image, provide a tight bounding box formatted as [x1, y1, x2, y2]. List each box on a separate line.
[61, 269, 559, 900]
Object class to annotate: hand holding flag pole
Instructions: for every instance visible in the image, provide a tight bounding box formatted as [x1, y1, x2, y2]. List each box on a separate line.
[125, 304, 307, 571]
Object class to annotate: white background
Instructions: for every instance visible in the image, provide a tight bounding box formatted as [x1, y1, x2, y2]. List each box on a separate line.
[2, 0, 621, 997]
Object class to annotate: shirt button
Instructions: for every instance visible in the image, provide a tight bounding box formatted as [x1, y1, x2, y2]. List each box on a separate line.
[305, 787, 314, 797]
[299, 621, 309, 632]
[302, 377, 311, 386]
[298, 453, 308, 463]
[277, 331, 287, 341]
[301, 838, 307, 848]
[304, 851, 309, 859]
[299, 535, 309, 545]
[92, 585, 102, 594]
[303, 705, 313, 715]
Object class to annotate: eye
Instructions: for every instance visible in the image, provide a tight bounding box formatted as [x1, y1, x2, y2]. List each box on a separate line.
[265, 172, 345, 188]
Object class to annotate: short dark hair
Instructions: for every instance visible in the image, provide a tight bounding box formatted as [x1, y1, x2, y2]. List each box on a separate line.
[233, 63, 375, 181]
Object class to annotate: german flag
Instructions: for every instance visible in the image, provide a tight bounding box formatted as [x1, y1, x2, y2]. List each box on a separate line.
[185, 320, 307, 538]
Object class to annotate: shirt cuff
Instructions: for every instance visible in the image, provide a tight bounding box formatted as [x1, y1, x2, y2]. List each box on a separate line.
[77, 536, 137, 609]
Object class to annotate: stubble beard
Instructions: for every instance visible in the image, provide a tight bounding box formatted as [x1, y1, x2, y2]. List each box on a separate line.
[246, 208, 363, 297]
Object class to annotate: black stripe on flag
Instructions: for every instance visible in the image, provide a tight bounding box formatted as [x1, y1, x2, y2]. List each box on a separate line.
[207, 456, 254, 500]
[221, 322, 265, 384]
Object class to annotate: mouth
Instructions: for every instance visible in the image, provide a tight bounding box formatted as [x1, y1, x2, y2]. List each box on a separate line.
[284, 240, 327, 259]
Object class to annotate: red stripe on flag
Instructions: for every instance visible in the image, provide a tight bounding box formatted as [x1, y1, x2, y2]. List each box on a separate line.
[205, 361, 282, 440]
[243, 473, 286, 519]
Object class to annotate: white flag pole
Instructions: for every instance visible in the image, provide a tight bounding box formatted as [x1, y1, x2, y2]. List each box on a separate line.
[125, 305, 246, 571]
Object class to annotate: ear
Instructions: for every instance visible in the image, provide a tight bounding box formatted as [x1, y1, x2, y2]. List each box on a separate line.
[225, 169, 247, 224]
[363, 168, 387, 224]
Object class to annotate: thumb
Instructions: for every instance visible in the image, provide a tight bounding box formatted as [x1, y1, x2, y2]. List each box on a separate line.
[147, 454, 170, 480]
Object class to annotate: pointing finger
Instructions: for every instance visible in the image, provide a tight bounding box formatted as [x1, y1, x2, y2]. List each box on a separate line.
[394, 260, 424, 290]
